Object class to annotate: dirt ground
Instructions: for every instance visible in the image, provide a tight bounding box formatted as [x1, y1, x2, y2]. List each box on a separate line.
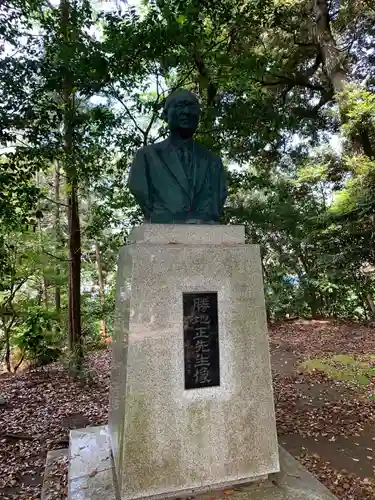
[0, 320, 375, 499]
[270, 320, 375, 499]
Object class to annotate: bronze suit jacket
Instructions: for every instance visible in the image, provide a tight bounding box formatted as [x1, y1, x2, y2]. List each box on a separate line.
[128, 138, 228, 224]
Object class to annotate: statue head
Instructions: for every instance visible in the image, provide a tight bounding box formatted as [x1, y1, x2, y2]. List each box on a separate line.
[163, 89, 200, 138]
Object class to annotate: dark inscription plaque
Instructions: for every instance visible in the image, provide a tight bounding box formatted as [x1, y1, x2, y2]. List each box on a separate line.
[183, 292, 220, 390]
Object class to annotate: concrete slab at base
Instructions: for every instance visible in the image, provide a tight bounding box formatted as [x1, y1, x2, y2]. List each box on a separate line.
[67, 426, 337, 500]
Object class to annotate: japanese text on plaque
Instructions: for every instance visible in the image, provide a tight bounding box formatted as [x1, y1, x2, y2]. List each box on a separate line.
[183, 292, 220, 390]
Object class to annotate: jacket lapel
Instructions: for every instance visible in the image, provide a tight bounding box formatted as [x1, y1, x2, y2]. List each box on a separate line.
[152, 139, 190, 196]
[192, 144, 209, 199]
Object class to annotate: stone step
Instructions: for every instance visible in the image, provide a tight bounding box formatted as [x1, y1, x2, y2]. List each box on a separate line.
[41, 448, 68, 500]
[65, 425, 337, 500]
[67, 425, 117, 499]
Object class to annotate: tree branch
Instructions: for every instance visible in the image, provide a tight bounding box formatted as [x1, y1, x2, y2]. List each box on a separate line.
[313, 88, 334, 111]
[43, 196, 69, 208]
[43, 251, 70, 262]
[255, 74, 324, 91]
[305, 52, 323, 78]
[143, 113, 158, 147]
[2, 433, 34, 441]
[193, 49, 218, 106]
[13, 353, 25, 373]
[159, 32, 239, 106]
[1, 278, 29, 310]
[109, 86, 146, 137]
[43, 0, 56, 9]
[293, 35, 318, 47]
[255, 52, 324, 92]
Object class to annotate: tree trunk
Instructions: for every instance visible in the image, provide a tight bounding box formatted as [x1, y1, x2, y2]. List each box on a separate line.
[3, 314, 18, 373]
[54, 162, 61, 322]
[312, 0, 374, 157]
[312, 0, 346, 93]
[297, 248, 322, 318]
[43, 276, 49, 309]
[61, 0, 82, 367]
[95, 241, 107, 338]
[4, 323, 11, 373]
[367, 295, 375, 319]
[36, 171, 49, 310]
[308, 287, 320, 319]
[67, 182, 82, 361]
[38, 219, 49, 309]
[193, 47, 218, 150]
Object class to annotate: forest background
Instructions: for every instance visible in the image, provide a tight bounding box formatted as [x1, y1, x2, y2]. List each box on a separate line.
[1, 0, 375, 372]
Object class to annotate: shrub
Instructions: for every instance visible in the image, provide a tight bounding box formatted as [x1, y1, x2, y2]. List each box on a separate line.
[12, 306, 61, 366]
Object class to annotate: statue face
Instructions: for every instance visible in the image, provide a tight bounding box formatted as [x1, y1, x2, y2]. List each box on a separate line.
[165, 93, 200, 136]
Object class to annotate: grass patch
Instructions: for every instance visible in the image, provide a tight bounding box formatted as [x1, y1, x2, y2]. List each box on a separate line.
[299, 354, 375, 388]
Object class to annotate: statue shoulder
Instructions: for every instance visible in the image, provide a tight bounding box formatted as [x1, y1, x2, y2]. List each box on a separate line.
[135, 141, 165, 158]
[194, 142, 222, 164]
[134, 140, 167, 158]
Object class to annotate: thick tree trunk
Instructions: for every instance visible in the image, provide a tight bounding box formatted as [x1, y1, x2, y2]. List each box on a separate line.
[61, 0, 82, 367]
[307, 288, 320, 319]
[313, 0, 346, 93]
[67, 182, 82, 360]
[312, 0, 374, 157]
[95, 242, 107, 338]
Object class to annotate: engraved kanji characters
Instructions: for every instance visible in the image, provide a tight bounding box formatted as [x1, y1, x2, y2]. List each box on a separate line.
[194, 366, 212, 385]
[193, 296, 210, 313]
[184, 293, 219, 389]
[191, 314, 210, 326]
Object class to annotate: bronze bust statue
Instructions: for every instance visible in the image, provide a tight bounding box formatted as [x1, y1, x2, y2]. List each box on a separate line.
[128, 89, 228, 224]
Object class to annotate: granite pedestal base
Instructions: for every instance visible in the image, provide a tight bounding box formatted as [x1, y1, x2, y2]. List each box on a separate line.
[108, 225, 279, 500]
[65, 425, 337, 500]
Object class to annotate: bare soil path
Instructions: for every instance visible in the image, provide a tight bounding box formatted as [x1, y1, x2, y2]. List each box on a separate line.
[269, 320, 375, 499]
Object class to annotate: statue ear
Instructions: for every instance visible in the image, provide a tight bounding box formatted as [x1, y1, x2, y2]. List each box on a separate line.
[161, 108, 168, 122]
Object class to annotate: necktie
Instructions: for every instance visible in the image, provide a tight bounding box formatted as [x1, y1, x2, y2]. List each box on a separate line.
[179, 146, 193, 184]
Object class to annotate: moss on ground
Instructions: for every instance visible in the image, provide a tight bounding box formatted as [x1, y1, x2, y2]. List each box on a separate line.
[299, 354, 375, 388]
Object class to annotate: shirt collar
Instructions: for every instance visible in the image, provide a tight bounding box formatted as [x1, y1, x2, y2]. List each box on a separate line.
[168, 135, 194, 150]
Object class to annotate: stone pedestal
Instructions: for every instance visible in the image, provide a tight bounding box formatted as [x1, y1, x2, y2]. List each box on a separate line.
[108, 224, 279, 500]
[63, 426, 337, 500]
